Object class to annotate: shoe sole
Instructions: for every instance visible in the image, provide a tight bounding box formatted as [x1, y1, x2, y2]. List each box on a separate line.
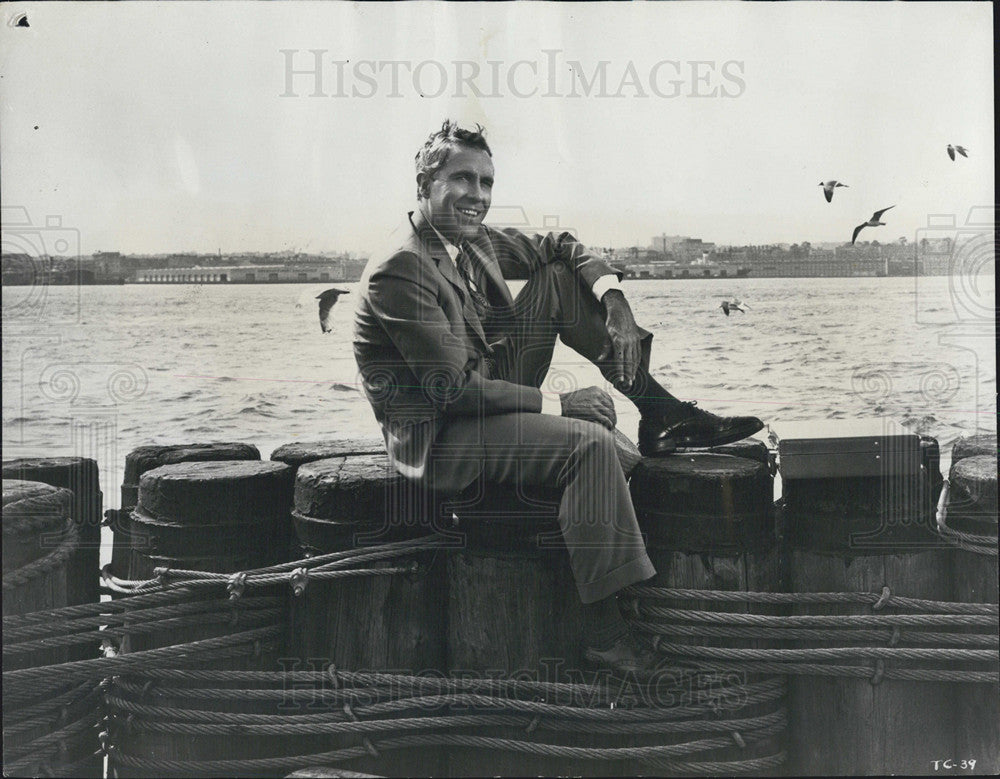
[641, 419, 765, 457]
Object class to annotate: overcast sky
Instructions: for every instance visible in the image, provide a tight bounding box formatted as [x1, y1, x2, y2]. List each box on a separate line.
[1, 1, 993, 255]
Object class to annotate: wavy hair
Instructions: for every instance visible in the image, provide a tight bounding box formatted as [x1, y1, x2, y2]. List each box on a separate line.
[414, 119, 492, 199]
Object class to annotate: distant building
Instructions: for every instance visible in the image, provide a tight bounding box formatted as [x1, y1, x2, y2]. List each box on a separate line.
[135, 263, 351, 284]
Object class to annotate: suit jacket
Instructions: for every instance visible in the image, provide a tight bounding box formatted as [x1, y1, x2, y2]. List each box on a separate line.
[353, 209, 620, 491]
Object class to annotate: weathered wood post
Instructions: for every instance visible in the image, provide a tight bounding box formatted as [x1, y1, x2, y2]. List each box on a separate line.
[945, 450, 998, 775]
[109, 459, 295, 778]
[108, 443, 261, 585]
[2, 457, 102, 615]
[627, 452, 786, 776]
[781, 422, 953, 775]
[290, 454, 447, 777]
[3, 479, 101, 777]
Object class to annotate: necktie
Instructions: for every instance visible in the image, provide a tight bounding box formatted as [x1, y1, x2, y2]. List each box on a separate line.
[455, 244, 491, 319]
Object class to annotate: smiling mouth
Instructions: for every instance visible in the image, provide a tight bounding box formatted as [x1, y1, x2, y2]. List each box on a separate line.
[455, 207, 482, 220]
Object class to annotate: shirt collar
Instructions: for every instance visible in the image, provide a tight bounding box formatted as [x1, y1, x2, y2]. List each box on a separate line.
[419, 207, 462, 263]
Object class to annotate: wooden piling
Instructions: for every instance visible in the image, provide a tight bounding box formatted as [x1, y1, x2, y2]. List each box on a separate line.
[289, 454, 446, 777]
[947, 454, 998, 775]
[628, 453, 786, 776]
[109, 459, 295, 778]
[784, 437, 954, 776]
[3, 479, 101, 778]
[2, 456, 102, 614]
[109, 442, 261, 585]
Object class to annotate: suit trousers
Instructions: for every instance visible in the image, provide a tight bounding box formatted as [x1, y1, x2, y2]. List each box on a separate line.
[430, 262, 656, 603]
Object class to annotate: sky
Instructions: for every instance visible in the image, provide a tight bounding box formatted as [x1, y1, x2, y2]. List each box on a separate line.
[0, 1, 994, 256]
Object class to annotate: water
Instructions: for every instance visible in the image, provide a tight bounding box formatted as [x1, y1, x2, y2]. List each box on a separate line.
[3, 276, 995, 563]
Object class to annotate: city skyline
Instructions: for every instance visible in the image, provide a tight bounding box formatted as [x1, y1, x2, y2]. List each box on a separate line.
[1, 3, 994, 257]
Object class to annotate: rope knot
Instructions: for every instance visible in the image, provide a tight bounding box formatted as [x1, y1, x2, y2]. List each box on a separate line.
[872, 586, 891, 611]
[227, 571, 248, 600]
[870, 658, 885, 686]
[100, 638, 118, 658]
[290, 567, 309, 597]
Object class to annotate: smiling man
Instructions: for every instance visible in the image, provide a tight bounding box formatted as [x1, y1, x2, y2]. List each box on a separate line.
[353, 119, 764, 672]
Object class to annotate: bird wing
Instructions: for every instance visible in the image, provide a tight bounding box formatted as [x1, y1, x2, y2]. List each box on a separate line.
[823, 186, 833, 203]
[317, 299, 336, 333]
[947, 146, 955, 160]
[852, 223, 866, 244]
[872, 205, 895, 221]
[956, 146, 968, 157]
[721, 302, 730, 315]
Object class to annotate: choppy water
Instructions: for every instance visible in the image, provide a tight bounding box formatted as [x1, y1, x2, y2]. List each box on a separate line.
[3, 276, 995, 560]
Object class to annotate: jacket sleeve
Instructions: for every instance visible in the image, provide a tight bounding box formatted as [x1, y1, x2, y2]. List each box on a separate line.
[365, 254, 544, 418]
[493, 228, 622, 289]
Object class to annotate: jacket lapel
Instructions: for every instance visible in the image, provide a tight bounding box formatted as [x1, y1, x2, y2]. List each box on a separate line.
[465, 235, 515, 309]
[409, 211, 490, 351]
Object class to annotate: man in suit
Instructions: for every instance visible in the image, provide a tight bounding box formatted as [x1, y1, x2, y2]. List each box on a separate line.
[354, 120, 764, 671]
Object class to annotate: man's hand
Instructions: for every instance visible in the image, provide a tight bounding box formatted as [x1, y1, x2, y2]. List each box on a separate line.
[600, 289, 642, 392]
[560, 386, 617, 430]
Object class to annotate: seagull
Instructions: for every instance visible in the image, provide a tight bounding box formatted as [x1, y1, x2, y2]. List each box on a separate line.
[819, 180, 849, 203]
[947, 144, 968, 161]
[720, 299, 748, 316]
[316, 288, 350, 333]
[851, 206, 894, 245]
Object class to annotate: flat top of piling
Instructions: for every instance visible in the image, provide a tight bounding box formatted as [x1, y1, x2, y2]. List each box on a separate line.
[124, 442, 261, 481]
[633, 452, 767, 479]
[140, 459, 292, 484]
[2, 478, 67, 506]
[296, 454, 392, 479]
[2, 456, 98, 474]
[270, 438, 386, 466]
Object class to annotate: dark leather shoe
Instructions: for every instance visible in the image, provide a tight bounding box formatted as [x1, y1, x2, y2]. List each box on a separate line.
[638, 401, 764, 457]
[584, 635, 659, 675]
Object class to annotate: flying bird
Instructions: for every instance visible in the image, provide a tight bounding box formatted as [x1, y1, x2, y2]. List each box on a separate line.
[819, 180, 849, 203]
[947, 144, 968, 161]
[720, 299, 748, 316]
[851, 206, 895, 245]
[316, 288, 350, 333]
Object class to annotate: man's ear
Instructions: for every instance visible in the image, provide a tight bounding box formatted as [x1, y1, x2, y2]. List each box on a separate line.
[416, 172, 430, 200]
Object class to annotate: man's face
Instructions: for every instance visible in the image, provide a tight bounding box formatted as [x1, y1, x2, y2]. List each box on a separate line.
[418, 146, 494, 244]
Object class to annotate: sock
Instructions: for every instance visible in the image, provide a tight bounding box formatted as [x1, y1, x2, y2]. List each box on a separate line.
[582, 594, 628, 651]
[621, 367, 686, 420]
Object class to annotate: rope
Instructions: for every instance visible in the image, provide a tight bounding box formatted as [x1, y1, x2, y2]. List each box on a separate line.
[105, 684, 785, 726]
[630, 620, 998, 647]
[626, 585, 998, 614]
[3, 606, 285, 655]
[650, 659, 998, 683]
[3, 595, 283, 642]
[110, 707, 787, 739]
[938, 519, 998, 557]
[1, 525, 77, 590]
[2, 626, 281, 703]
[630, 603, 998, 628]
[647, 641, 997, 664]
[120, 667, 782, 709]
[1, 680, 99, 723]
[109, 685, 784, 722]
[108, 724, 786, 774]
